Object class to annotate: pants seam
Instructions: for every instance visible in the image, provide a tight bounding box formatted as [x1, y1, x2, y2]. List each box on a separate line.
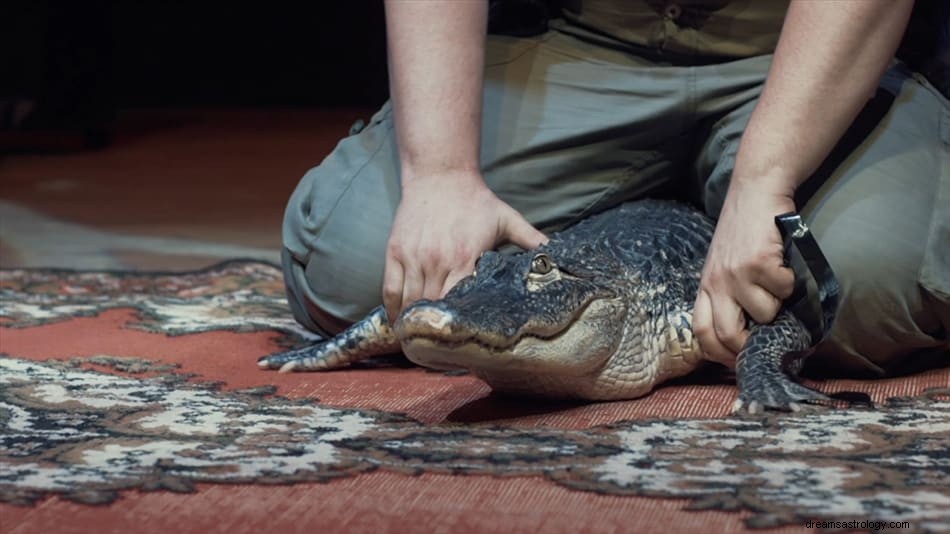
[308, 116, 393, 249]
[485, 31, 557, 68]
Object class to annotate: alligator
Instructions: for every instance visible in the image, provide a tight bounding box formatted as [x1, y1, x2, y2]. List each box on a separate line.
[259, 199, 828, 414]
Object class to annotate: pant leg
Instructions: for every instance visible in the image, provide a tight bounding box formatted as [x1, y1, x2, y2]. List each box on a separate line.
[696, 62, 950, 374]
[283, 30, 707, 330]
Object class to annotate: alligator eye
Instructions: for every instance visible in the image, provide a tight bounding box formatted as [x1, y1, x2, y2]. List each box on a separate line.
[530, 253, 554, 275]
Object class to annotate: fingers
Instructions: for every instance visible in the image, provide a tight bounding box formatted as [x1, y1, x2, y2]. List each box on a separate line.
[694, 289, 747, 365]
[422, 263, 448, 301]
[402, 263, 425, 311]
[695, 266, 785, 363]
[693, 290, 734, 366]
[382, 257, 404, 324]
[710, 291, 749, 354]
[384, 259, 449, 322]
[502, 208, 548, 250]
[693, 186, 799, 363]
[752, 259, 796, 300]
[385, 242, 462, 322]
[696, 268, 783, 363]
[737, 253, 793, 323]
[383, 191, 546, 321]
[735, 283, 782, 324]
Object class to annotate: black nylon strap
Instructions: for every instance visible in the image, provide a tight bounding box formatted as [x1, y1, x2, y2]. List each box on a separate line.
[775, 213, 840, 344]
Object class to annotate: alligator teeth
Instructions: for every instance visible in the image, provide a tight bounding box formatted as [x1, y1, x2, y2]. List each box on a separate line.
[401, 331, 563, 353]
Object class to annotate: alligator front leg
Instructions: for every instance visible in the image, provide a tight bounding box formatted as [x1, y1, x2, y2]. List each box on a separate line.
[258, 306, 400, 372]
[733, 310, 828, 414]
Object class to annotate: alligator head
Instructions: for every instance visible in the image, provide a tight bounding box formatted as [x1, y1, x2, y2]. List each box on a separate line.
[393, 242, 632, 395]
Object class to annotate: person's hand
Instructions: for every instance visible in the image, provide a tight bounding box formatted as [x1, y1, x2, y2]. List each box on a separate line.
[693, 181, 796, 366]
[383, 171, 548, 322]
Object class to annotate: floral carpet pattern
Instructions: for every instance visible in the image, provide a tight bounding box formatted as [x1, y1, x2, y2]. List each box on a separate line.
[2, 261, 949, 531]
[0, 260, 313, 341]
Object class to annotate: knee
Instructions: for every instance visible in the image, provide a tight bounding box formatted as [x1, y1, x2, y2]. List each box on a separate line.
[281, 123, 399, 324]
[282, 233, 387, 332]
[282, 193, 390, 325]
[282, 171, 395, 326]
[280, 248, 349, 336]
[810, 212, 944, 369]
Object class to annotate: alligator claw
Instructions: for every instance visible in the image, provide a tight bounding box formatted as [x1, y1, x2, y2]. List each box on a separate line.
[258, 306, 400, 373]
[733, 310, 828, 415]
[732, 378, 828, 415]
[258, 348, 312, 370]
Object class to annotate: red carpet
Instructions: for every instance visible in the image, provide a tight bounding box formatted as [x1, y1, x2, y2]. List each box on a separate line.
[2, 261, 947, 533]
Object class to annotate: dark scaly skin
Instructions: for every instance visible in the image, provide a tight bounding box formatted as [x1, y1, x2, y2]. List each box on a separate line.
[735, 311, 825, 413]
[259, 306, 397, 371]
[260, 200, 828, 413]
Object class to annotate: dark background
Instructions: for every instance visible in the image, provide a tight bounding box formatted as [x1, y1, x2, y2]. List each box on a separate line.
[2, 1, 947, 135]
[1, 2, 390, 135]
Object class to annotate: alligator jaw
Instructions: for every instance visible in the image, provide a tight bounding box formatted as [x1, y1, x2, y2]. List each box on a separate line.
[397, 297, 627, 376]
[393, 296, 607, 354]
[394, 303, 544, 353]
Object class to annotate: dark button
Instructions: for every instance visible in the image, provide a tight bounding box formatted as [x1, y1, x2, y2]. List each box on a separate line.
[664, 3, 682, 20]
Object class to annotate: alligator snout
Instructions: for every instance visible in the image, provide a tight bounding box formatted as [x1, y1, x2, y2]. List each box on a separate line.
[394, 300, 457, 339]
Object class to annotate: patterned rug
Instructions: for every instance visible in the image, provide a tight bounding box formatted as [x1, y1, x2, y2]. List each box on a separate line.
[2, 261, 948, 533]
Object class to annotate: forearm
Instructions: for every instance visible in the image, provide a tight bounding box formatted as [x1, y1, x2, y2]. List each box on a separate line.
[384, 0, 487, 182]
[732, 0, 913, 195]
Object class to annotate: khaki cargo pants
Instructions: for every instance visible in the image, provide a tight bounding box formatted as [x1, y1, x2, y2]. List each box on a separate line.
[282, 27, 950, 375]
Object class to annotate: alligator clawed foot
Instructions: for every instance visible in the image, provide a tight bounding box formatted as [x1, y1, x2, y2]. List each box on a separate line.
[277, 361, 300, 373]
[732, 379, 829, 415]
[257, 342, 342, 372]
[257, 351, 300, 370]
[257, 345, 338, 372]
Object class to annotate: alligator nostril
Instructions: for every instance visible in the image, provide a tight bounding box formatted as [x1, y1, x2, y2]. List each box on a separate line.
[395, 304, 455, 336]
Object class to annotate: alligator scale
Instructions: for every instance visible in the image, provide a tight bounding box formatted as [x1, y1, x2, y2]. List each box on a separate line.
[260, 200, 827, 413]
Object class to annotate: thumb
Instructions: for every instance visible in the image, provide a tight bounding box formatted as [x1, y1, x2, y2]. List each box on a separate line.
[501, 209, 548, 250]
